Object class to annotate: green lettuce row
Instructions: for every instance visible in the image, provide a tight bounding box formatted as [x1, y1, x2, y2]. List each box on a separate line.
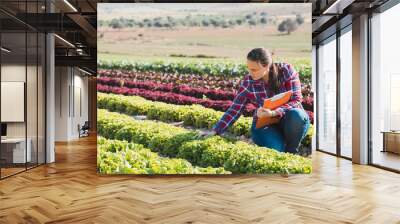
[178, 137, 312, 174]
[97, 109, 312, 174]
[97, 92, 251, 137]
[97, 60, 311, 80]
[97, 137, 230, 174]
[97, 93, 313, 146]
[98, 60, 249, 77]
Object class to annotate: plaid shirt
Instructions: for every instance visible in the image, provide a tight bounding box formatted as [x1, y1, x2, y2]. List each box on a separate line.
[212, 62, 304, 135]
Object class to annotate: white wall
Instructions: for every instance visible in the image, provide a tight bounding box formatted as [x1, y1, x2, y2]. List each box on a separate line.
[1, 65, 26, 139]
[1, 63, 46, 164]
[72, 72, 89, 138]
[54, 67, 89, 141]
[55, 66, 69, 141]
[1, 65, 40, 137]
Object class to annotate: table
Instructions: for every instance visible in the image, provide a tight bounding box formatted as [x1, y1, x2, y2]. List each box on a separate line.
[1, 138, 32, 164]
[381, 131, 400, 154]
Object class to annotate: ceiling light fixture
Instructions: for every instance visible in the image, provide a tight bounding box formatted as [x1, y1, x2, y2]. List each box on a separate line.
[78, 67, 92, 76]
[76, 48, 84, 55]
[323, 0, 342, 14]
[54, 34, 75, 48]
[322, 0, 355, 15]
[63, 0, 78, 12]
[1, 47, 11, 53]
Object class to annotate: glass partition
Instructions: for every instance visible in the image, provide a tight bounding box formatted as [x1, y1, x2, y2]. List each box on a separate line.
[0, 1, 46, 179]
[339, 26, 352, 159]
[370, 3, 400, 171]
[317, 35, 337, 155]
[0, 24, 28, 178]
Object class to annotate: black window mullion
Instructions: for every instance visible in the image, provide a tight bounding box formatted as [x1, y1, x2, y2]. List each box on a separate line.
[367, 10, 373, 165]
[44, 0, 48, 165]
[336, 26, 341, 157]
[315, 44, 319, 151]
[36, 0, 39, 167]
[0, 19, 2, 179]
[25, 0, 28, 171]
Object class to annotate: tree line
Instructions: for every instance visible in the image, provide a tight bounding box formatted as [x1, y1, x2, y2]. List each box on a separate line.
[99, 13, 305, 35]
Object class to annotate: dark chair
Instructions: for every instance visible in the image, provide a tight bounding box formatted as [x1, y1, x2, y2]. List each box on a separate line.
[78, 121, 90, 138]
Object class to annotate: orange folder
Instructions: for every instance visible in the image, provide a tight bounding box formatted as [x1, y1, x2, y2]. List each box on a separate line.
[255, 91, 292, 129]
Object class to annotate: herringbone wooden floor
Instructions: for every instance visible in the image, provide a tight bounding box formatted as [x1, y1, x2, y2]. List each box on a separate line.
[1, 135, 400, 224]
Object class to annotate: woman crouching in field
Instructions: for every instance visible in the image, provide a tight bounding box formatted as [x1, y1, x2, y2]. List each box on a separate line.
[206, 47, 310, 155]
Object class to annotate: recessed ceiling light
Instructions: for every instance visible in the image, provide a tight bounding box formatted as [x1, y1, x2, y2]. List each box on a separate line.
[1, 47, 11, 53]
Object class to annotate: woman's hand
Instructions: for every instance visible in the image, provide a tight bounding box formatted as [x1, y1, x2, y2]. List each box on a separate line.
[197, 130, 218, 138]
[257, 108, 276, 118]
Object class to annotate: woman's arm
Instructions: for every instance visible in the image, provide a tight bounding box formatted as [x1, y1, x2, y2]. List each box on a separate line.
[273, 64, 303, 118]
[212, 80, 249, 135]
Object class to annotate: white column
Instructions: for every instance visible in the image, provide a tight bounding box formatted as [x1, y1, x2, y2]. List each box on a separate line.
[352, 14, 369, 164]
[46, 33, 55, 163]
[45, 0, 55, 163]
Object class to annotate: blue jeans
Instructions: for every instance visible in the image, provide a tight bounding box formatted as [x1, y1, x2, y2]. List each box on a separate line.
[250, 108, 310, 154]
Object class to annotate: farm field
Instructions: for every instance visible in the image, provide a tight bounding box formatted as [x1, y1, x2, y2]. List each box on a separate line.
[97, 3, 313, 175]
[96, 61, 314, 175]
[98, 26, 311, 64]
